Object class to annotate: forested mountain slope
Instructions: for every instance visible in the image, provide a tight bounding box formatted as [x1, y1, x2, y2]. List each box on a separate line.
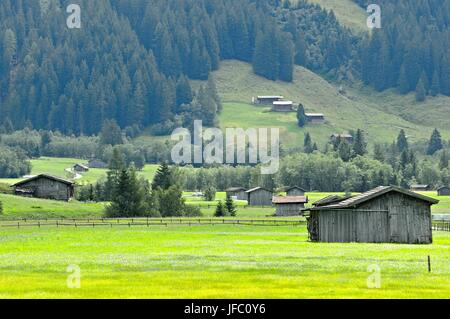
[0, 0, 449, 142]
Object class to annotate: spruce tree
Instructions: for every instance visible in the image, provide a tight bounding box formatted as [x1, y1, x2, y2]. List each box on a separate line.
[297, 104, 307, 127]
[304, 132, 313, 153]
[415, 74, 427, 102]
[152, 163, 173, 190]
[353, 129, 367, 156]
[225, 195, 237, 217]
[439, 150, 449, 170]
[215, 201, 226, 217]
[397, 130, 408, 152]
[427, 129, 443, 155]
[338, 140, 352, 162]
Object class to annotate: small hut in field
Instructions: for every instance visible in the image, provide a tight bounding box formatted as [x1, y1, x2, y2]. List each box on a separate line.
[253, 96, 284, 105]
[12, 174, 75, 202]
[437, 186, 450, 196]
[304, 186, 438, 244]
[246, 187, 273, 206]
[73, 163, 89, 172]
[226, 187, 248, 201]
[273, 196, 308, 216]
[410, 184, 431, 192]
[272, 101, 294, 112]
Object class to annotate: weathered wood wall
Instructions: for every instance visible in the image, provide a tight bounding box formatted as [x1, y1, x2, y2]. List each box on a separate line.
[313, 192, 433, 244]
[275, 203, 305, 216]
[287, 189, 305, 196]
[17, 178, 73, 201]
[248, 189, 273, 206]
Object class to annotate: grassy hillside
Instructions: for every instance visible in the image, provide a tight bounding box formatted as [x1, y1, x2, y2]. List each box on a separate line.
[213, 60, 450, 148]
[305, 0, 368, 32]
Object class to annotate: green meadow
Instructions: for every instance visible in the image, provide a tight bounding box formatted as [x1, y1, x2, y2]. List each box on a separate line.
[0, 225, 449, 299]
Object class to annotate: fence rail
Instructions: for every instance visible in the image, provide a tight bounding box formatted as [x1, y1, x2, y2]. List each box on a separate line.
[432, 220, 450, 232]
[0, 217, 307, 229]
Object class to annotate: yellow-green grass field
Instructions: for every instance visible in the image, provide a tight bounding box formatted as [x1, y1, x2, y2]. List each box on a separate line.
[0, 225, 449, 299]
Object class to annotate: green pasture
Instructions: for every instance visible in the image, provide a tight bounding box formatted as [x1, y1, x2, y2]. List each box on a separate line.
[0, 225, 449, 298]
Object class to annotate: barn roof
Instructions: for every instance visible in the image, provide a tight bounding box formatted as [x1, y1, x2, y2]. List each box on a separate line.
[74, 163, 89, 169]
[279, 186, 307, 193]
[308, 186, 438, 211]
[305, 113, 324, 117]
[272, 196, 308, 204]
[257, 95, 284, 99]
[273, 101, 293, 105]
[226, 187, 247, 192]
[246, 187, 272, 193]
[312, 195, 351, 207]
[410, 184, 429, 188]
[438, 186, 450, 190]
[13, 174, 74, 187]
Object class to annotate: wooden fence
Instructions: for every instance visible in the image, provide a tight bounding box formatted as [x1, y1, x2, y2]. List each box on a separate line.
[0, 217, 306, 229]
[432, 220, 450, 232]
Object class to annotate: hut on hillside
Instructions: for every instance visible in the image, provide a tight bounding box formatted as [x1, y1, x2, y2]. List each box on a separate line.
[272, 101, 294, 112]
[12, 174, 75, 201]
[226, 187, 248, 201]
[273, 196, 308, 216]
[410, 184, 431, 192]
[88, 159, 108, 169]
[253, 96, 284, 105]
[73, 163, 89, 173]
[304, 186, 438, 244]
[305, 113, 325, 124]
[246, 187, 273, 206]
[437, 186, 450, 196]
[331, 133, 354, 144]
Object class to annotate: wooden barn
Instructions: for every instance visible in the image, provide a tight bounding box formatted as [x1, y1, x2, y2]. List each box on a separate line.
[253, 95, 284, 105]
[246, 187, 273, 206]
[305, 113, 325, 124]
[88, 159, 108, 169]
[226, 187, 248, 201]
[272, 101, 293, 112]
[304, 186, 438, 244]
[410, 184, 431, 192]
[437, 186, 450, 196]
[278, 186, 307, 196]
[331, 133, 354, 144]
[73, 163, 89, 172]
[273, 196, 308, 216]
[12, 174, 75, 201]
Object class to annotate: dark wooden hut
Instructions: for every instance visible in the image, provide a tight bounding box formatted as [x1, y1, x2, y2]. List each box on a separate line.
[305, 113, 325, 124]
[88, 159, 108, 169]
[273, 196, 308, 216]
[410, 184, 431, 192]
[246, 187, 273, 206]
[253, 96, 284, 105]
[272, 101, 294, 112]
[437, 186, 450, 196]
[304, 186, 438, 244]
[12, 174, 75, 201]
[73, 163, 89, 172]
[225, 187, 248, 201]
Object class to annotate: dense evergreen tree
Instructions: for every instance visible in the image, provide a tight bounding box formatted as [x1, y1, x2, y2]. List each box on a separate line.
[353, 129, 367, 156]
[397, 130, 409, 152]
[427, 129, 443, 155]
[296, 104, 307, 127]
[151, 163, 173, 190]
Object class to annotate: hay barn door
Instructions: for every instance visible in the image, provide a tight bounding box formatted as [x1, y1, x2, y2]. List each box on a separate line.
[389, 211, 400, 243]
